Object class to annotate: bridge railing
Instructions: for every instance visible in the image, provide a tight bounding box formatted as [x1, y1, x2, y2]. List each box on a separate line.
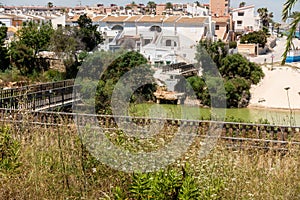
[1, 109, 300, 147]
[0, 79, 75, 99]
[0, 80, 80, 110]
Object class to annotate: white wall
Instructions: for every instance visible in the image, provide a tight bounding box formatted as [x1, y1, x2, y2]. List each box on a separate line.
[232, 6, 257, 32]
[51, 15, 66, 29]
[0, 18, 12, 27]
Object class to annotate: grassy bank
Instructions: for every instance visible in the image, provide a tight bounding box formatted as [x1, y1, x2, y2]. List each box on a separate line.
[1, 118, 300, 199]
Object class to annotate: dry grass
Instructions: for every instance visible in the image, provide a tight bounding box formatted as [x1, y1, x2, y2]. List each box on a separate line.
[1, 116, 300, 199]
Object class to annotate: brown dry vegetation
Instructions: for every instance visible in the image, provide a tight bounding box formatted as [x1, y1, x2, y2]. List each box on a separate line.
[1, 116, 300, 199]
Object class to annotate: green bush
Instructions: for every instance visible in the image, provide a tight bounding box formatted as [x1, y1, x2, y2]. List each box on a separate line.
[0, 126, 21, 173]
[229, 41, 237, 49]
[114, 165, 201, 199]
[240, 31, 267, 47]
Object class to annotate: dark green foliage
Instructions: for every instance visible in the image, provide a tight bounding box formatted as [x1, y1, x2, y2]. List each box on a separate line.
[95, 51, 154, 114]
[229, 41, 237, 49]
[115, 166, 200, 199]
[225, 77, 251, 107]
[0, 23, 9, 71]
[9, 42, 34, 75]
[77, 14, 103, 51]
[220, 54, 264, 84]
[240, 31, 267, 47]
[198, 39, 228, 68]
[190, 40, 264, 108]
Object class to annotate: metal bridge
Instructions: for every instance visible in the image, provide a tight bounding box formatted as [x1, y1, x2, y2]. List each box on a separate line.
[0, 79, 80, 111]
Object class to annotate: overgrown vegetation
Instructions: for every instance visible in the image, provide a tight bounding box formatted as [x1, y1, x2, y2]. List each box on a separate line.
[1, 117, 300, 199]
[94, 50, 156, 114]
[0, 14, 103, 84]
[187, 39, 264, 108]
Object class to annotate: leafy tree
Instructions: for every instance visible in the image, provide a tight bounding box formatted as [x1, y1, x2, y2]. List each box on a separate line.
[240, 31, 267, 47]
[95, 51, 154, 114]
[10, 21, 54, 74]
[77, 14, 103, 51]
[190, 40, 264, 108]
[9, 42, 34, 74]
[0, 23, 9, 71]
[282, 0, 300, 64]
[197, 39, 228, 68]
[257, 7, 274, 33]
[225, 77, 250, 107]
[16, 21, 54, 57]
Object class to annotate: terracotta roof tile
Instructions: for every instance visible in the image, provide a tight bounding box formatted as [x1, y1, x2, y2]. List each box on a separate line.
[125, 15, 142, 22]
[212, 16, 230, 23]
[92, 15, 105, 22]
[163, 16, 180, 23]
[66, 15, 80, 22]
[176, 16, 207, 24]
[101, 15, 129, 22]
[138, 15, 165, 23]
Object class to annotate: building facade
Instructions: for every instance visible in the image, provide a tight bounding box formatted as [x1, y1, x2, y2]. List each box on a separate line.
[209, 0, 230, 17]
[231, 5, 261, 33]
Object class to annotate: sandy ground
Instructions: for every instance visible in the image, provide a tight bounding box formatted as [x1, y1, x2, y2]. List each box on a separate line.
[248, 37, 300, 109]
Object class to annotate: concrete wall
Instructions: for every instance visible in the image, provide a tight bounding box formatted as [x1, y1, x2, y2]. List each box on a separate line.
[237, 43, 256, 55]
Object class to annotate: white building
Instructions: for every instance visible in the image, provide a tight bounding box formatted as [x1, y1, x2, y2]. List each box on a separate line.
[231, 5, 261, 33]
[186, 3, 209, 16]
[0, 14, 13, 26]
[96, 15, 212, 64]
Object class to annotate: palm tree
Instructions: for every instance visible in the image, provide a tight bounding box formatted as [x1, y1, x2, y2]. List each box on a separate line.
[257, 8, 273, 33]
[282, 0, 300, 64]
[239, 2, 246, 8]
[47, 2, 53, 8]
[194, 1, 200, 7]
[165, 2, 173, 15]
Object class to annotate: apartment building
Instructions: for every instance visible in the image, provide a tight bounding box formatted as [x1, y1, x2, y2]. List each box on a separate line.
[231, 5, 261, 33]
[209, 0, 230, 17]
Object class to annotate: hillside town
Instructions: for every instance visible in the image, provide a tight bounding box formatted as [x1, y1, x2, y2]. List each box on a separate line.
[0, 0, 299, 110]
[3, 1, 300, 199]
[0, 0, 282, 64]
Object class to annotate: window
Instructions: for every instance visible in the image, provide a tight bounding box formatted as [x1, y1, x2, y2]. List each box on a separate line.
[215, 25, 220, 30]
[238, 12, 244, 16]
[111, 25, 124, 31]
[225, 4, 228, 6]
[150, 25, 162, 32]
[237, 20, 243, 26]
[166, 40, 172, 46]
[144, 39, 151, 45]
